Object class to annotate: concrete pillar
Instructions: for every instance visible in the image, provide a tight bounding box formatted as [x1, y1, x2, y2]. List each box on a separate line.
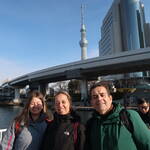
[13, 88, 21, 104]
[80, 79, 88, 103]
[29, 83, 39, 91]
[38, 83, 48, 97]
[29, 83, 48, 97]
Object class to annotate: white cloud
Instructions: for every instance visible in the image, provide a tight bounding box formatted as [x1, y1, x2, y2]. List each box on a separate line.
[87, 48, 99, 58]
[0, 58, 30, 85]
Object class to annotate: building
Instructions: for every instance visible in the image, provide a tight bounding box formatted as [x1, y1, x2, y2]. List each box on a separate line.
[144, 23, 150, 47]
[119, 0, 146, 51]
[99, 0, 149, 78]
[99, 0, 122, 56]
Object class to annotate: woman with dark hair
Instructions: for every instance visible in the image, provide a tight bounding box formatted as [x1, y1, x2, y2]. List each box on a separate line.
[0, 90, 52, 150]
[42, 91, 85, 150]
[137, 97, 150, 128]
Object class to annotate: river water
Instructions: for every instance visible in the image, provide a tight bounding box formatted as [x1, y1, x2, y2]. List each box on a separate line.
[0, 106, 93, 129]
[0, 106, 23, 129]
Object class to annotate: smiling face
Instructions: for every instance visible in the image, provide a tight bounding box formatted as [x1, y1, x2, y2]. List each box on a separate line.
[29, 97, 43, 116]
[55, 93, 71, 115]
[91, 86, 112, 114]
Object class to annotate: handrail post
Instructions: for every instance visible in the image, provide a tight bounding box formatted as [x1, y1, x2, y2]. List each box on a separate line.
[0, 129, 7, 141]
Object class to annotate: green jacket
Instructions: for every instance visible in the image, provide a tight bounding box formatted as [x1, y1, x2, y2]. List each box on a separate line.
[85, 103, 150, 150]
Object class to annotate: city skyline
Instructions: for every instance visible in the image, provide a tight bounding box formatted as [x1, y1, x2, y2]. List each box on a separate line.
[0, 0, 150, 85]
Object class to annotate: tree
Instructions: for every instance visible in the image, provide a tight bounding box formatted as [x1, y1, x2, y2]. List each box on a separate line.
[49, 80, 69, 93]
[68, 79, 80, 95]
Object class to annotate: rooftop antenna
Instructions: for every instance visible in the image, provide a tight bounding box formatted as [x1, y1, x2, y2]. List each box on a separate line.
[79, 4, 88, 60]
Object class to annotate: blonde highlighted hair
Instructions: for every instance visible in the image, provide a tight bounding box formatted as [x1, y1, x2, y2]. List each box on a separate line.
[54, 90, 72, 109]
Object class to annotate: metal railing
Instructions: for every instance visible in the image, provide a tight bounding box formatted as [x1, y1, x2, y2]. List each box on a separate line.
[0, 129, 7, 141]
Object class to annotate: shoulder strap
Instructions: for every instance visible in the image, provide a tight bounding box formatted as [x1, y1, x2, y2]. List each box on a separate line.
[15, 122, 21, 136]
[119, 109, 133, 133]
[15, 121, 25, 137]
[72, 122, 79, 146]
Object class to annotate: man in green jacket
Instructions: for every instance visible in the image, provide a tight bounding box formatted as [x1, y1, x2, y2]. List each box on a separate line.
[85, 82, 150, 150]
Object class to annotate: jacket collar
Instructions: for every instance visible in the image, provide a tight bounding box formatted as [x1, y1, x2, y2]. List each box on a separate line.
[92, 103, 123, 124]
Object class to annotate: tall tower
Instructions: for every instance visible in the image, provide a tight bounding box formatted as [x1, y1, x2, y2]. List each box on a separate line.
[79, 4, 88, 60]
[79, 5, 88, 103]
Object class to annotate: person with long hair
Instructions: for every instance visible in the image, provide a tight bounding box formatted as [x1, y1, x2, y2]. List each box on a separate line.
[0, 90, 52, 150]
[42, 90, 85, 150]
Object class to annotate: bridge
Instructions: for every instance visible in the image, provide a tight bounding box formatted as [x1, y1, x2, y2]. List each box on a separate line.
[9, 47, 150, 86]
[3, 47, 150, 102]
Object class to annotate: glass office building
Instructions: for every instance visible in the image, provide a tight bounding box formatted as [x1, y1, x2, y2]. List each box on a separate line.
[144, 23, 150, 47]
[99, 0, 148, 78]
[119, 0, 146, 77]
[99, 0, 122, 56]
[119, 0, 146, 51]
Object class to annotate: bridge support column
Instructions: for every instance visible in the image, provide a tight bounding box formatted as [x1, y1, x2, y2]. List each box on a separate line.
[39, 83, 48, 97]
[29, 83, 48, 97]
[13, 88, 21, 104]
[80, 79, 88, 103]
[29, 83, 39, 91]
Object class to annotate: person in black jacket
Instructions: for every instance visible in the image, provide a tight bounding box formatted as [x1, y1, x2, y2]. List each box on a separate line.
[137, 97, 150, 128]
[42, 90, 85, 150]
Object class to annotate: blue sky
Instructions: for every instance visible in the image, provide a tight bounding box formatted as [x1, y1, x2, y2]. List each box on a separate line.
[0, 0, 150, 85]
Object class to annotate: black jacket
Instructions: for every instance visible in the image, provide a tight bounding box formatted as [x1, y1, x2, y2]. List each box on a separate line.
[138, 111, 150, 128]
[42, 111, 85, 150]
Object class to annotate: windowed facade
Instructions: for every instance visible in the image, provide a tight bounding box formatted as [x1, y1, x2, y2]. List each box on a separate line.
[99, 0, 149, 78]
[120, 0, 146, 51]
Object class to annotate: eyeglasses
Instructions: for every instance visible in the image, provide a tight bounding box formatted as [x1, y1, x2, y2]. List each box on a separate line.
[140, 106, 149, 110]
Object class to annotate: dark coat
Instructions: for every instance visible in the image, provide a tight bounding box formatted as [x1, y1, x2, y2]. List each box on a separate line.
[138, 111, 150, 128]
[42, 111, 85, 150]
[85, 103, 150, 150]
